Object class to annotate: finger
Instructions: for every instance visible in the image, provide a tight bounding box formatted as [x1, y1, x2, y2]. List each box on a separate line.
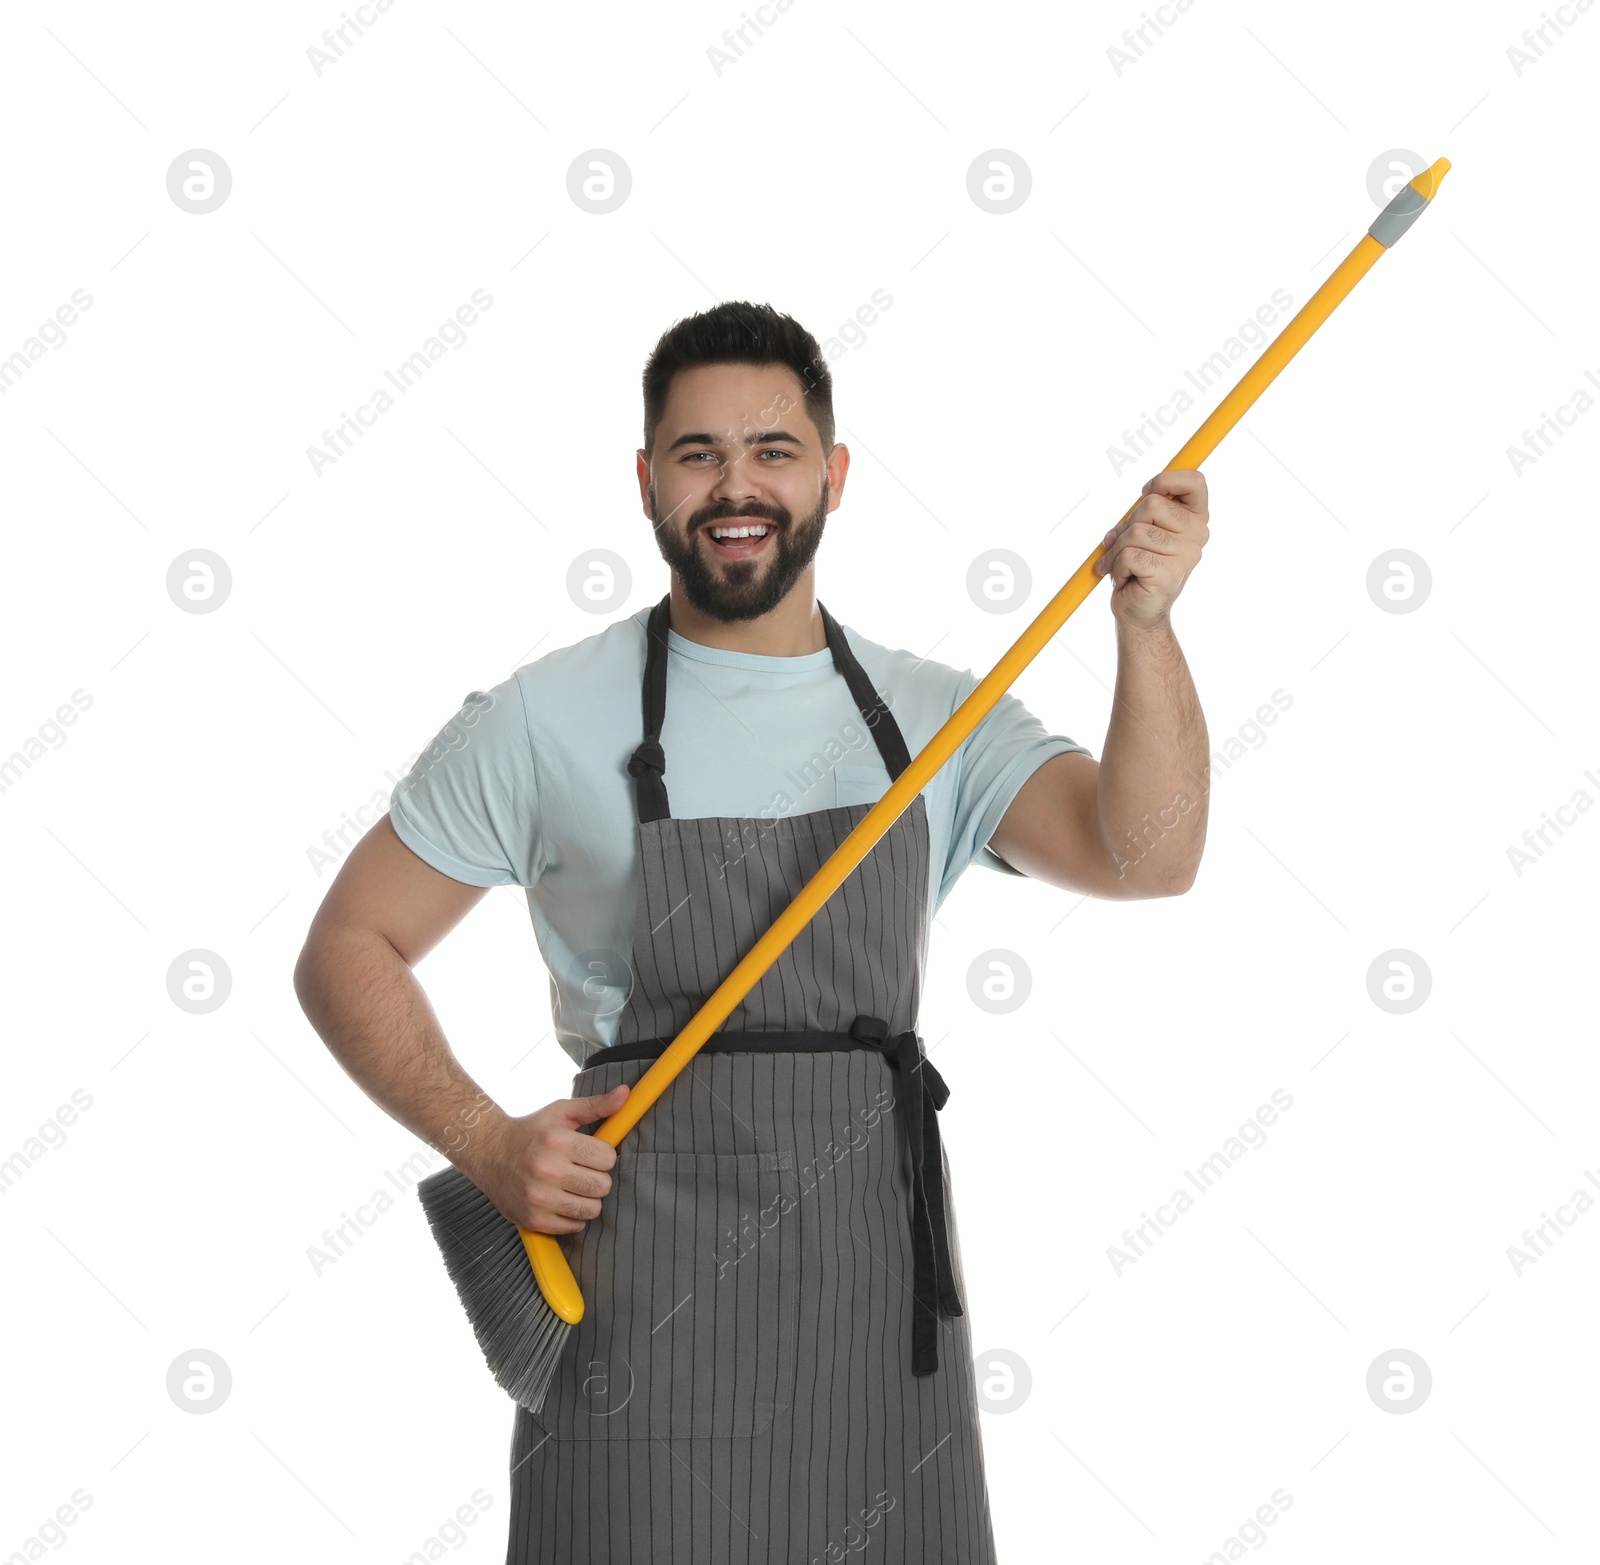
[1140, 468, 1207, 512]
[547, 1191, 603, 1223]
[562, 1083, 630, 1126]
[1102, 494, 1191, 554]
[1121, 518, 1185, 554]
[1131, 492, 1196, 536]
[1107, 502, 1196, 563]
[561, 1162, 614, 1201]
[563, 1128, 620, 1172]
[526, 1214, 584, 1236]
[1104, 545, 1177, 586]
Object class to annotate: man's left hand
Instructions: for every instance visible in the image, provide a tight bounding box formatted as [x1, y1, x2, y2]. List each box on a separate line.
[1093, 468, 1209, 631]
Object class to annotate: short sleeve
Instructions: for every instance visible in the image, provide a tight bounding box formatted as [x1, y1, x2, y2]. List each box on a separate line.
[388, 675, 544, 888]
[941, 672, 1092, 900]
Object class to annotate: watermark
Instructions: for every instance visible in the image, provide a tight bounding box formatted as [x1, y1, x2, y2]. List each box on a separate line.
[166, 150, 231, 214]
[0, 689, 94, 795]
[1106, 0, 1202, 77]
[307, 0, 401, 77]
[1110, 789, 1200, 883]
[391, 688, 498, 809]
[707, 0, 800, 76]
[167, 949, 233, 1014]
[306, 289, 495, 476]
[1506, 368, 1599, 476]
[306, 1092, 494, 1281]
[1365, 948, 1430, 1014]
[1366, 1349, 1431, 1413]
[1107, 290, 1294, 477]
[974, 1347, 1032, 1412]
[167, 549, 233, 614]
[1366, 549, 1432, 613]
[167, 1349, 232, 1412]
[1366, 149, 1430, 208]
[566, 947, 634, 1020]
[810, 289, 894, 369]
[806, 1490, 896, 1564]
[567, 548, 633, 614]
[1202, 1488, 1295, 1559]
[0, 1090, 94, 1197]
[402, 1489, 496, 1558]
[0, 290, 95, 397]
[566, 150, 631, 214]
[712, 691, 903, 878]
[1109, 689, 1292, 880]
[713, 1091, 895, 1277]
[967, 949, 1032, 1014]
[966, 150, 1031, 214]
[1507, 4, 1589, 76]
[1506, 765, 1600, 877]
[1108, 1087, 1295, 1276]
[307, 760, 424, 877]
[307, 1145, 448, 1276]
[1506, 1166, 1600, 1276]
[966, 548, 1033, 613]
[430, 1086, 499, 1159]
[760, 292, 894, 398]
[7, 1490, 94, 1556]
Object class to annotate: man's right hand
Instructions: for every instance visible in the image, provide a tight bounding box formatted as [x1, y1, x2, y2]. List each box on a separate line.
[467, 1083, 630, 1235]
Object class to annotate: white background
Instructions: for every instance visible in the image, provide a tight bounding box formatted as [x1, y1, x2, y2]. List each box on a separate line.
[2, 0, 1595, 1560]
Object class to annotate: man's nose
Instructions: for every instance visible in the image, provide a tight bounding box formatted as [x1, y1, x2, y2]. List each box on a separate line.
[709, 450, 762, 503]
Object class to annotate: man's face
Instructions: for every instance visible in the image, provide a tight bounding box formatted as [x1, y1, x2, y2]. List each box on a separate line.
[638, 362, 845, 623]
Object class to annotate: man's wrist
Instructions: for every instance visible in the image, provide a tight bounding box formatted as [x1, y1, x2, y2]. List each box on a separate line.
[1115, 613, 1178, 652]
[430, 1096, 512, 1178]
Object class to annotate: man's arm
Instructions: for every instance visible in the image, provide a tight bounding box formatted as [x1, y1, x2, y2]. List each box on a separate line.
[988, 466, 1211, 899]
[294, 814, 627, 1232]
[989, 621, 1209, 898]
[293, 814, 510, 1169]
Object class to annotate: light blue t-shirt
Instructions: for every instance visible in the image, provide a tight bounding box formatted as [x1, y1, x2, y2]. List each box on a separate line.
[389, 604, 1091, 1063]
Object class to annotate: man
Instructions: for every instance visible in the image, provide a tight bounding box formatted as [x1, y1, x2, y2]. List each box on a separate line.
[294, 300, 1210, 1564]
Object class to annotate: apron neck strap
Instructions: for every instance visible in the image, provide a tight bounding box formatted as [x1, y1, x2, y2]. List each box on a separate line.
[629, 592, 913, 825]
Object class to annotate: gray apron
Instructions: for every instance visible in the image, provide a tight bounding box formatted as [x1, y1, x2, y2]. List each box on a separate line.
[505, 595, 997, 1564]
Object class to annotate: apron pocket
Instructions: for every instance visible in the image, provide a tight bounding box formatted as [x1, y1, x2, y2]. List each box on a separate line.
[529, 1149, 800, 1442]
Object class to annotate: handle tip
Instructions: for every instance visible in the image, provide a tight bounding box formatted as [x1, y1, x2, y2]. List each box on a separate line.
[1412, 157, 1451, 198]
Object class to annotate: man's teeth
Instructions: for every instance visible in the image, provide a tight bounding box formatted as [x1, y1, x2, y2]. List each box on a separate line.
[708, 524, 770, 539]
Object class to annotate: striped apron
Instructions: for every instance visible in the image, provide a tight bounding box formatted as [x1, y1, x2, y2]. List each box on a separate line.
[505, 594, 997, 1564]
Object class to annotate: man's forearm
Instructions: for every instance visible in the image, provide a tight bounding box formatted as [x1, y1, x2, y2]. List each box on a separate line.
[294, 927, 510, 1177]
[1097, 617, 1210, 894]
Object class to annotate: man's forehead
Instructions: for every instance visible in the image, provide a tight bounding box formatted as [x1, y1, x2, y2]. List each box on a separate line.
[669, 364, 801, 413]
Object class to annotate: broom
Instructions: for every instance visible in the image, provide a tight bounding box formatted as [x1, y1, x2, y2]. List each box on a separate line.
[420, 157, 1453, 1413]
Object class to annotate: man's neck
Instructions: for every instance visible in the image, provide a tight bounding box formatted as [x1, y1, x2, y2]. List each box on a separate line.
[667, 577, 826, 657]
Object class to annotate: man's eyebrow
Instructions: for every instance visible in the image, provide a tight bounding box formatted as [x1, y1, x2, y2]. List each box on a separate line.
[664, 429, 807, 453]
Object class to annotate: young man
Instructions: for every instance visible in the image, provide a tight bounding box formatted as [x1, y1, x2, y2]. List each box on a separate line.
[295, 301, 1210, 1564]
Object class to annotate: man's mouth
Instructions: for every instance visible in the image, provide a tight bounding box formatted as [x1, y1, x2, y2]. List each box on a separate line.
[701, 520, 776, 558]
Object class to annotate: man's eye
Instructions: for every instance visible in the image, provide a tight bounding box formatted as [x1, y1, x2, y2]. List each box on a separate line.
[683, 449, 790, 463]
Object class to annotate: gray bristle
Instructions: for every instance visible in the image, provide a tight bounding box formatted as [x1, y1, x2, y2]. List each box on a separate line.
[417, 1165, 574, 1414]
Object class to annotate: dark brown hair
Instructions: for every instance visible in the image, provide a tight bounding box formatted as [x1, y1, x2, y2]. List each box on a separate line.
[641, 300, 834, 460]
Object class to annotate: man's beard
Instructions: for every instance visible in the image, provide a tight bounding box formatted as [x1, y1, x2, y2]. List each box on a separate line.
[649, 478, 829, 624]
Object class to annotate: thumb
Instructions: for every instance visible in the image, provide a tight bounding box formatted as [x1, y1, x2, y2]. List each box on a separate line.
[565, 1082, 630, 1125]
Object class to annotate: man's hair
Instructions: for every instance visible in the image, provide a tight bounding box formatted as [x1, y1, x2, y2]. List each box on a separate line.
[641, 301, 834, 461]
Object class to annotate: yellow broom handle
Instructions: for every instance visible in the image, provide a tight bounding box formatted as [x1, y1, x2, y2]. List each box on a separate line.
[524, 158, 1452, 1321]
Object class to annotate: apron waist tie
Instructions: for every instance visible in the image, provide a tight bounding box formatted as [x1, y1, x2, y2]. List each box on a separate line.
[846, 1014, 965, 1377]
[584, 1014, 963, 1377]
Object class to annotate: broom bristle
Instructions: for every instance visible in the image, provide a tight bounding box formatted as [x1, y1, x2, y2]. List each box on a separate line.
[417, 1165, 574, 1414]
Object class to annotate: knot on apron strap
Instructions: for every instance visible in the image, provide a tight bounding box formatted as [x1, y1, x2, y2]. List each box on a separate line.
[849, 1014, 964, 1376]
[627, 738, 665, 778]
[627, 738, 670, 822]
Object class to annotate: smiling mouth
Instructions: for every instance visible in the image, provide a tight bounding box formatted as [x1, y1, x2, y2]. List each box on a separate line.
[701, 521, 776, 557]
